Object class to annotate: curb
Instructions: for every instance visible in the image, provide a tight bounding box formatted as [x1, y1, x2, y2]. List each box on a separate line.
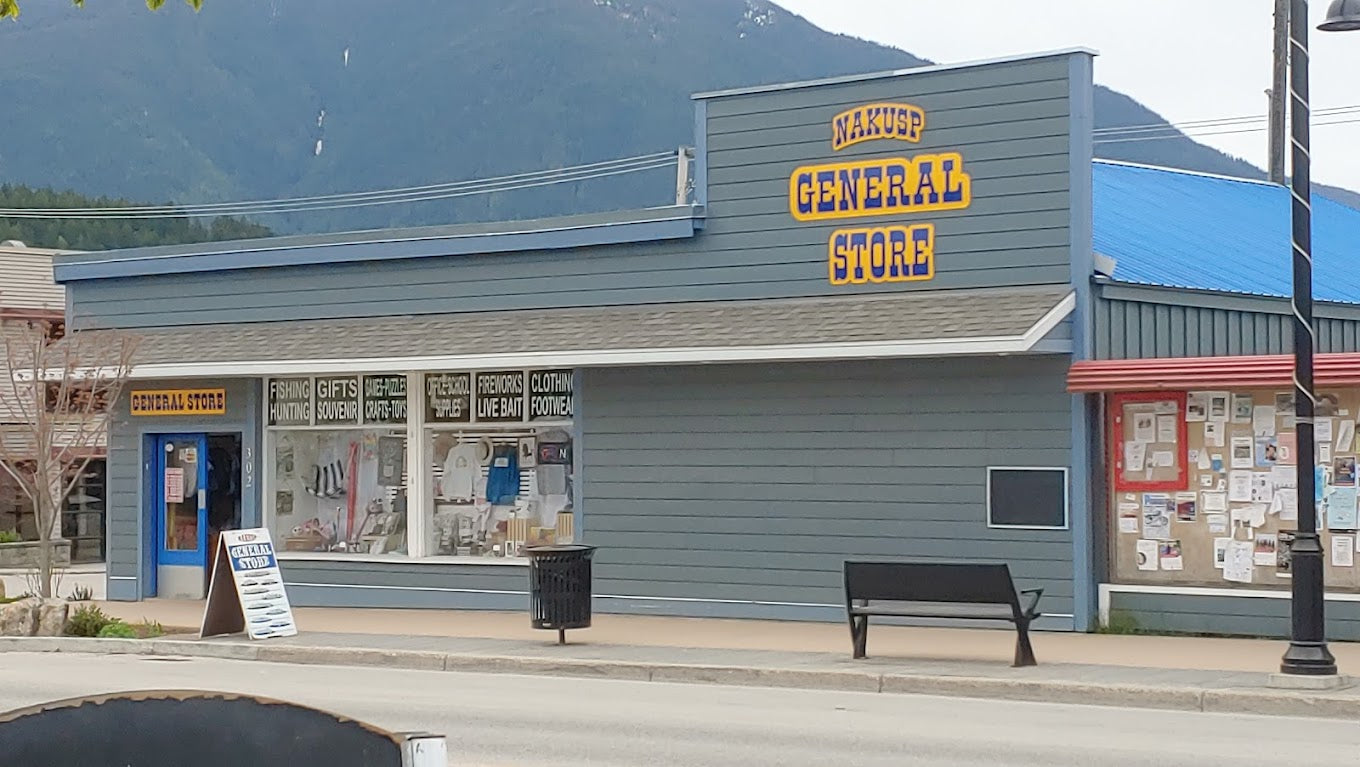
[3, 636, 1358, 719]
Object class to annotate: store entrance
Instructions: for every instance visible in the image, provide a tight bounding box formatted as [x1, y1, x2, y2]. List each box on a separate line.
[149, 432, 242, 599]
[205, 433, 243, 589]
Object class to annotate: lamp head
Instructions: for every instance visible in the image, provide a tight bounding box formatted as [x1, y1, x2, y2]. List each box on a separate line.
[1321, 0, 1360, 32]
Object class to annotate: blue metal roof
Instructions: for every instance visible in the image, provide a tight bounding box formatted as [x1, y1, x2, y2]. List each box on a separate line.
[1094, 160, 1360, 305]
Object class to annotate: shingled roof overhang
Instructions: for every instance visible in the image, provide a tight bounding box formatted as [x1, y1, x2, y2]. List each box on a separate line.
[115, 287, 1075, 379]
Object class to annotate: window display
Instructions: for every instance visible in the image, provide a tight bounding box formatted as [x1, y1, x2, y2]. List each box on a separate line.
[425, 368, 574, 560]
[428, 427, 573, 559]
[266, 374, 410, 556]
[264, 370, 571, 561]
[269, 428, 408, 554]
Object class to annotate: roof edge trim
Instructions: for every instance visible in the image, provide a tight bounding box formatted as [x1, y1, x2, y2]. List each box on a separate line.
[53, 206, 704, 283]
[1093, 158, 1280, 188]
[692, 48, 1098, 100]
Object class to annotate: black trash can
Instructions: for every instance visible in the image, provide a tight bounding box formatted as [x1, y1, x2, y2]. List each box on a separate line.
[525, 544, 596, 644]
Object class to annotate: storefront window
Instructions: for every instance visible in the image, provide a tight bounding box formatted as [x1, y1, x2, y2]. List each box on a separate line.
[425, 370, 574, 559]
[267, 375, 410, 555]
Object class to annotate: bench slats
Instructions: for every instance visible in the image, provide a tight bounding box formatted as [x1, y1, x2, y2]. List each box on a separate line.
[842, 560, 1041, 667]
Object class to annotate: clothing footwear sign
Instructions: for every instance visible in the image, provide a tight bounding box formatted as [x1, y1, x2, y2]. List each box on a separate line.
[528, 369, 573, 420]
[200, 528, 298, 641]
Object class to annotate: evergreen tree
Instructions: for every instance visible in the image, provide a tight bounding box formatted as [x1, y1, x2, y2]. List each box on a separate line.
[0, 185, 271, 251]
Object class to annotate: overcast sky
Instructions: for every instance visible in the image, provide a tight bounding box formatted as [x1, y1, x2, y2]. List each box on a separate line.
[776, 0, 1360, 191]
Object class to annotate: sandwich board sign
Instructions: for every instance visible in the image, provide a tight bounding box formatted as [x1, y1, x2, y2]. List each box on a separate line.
[200, 528, 298, 640]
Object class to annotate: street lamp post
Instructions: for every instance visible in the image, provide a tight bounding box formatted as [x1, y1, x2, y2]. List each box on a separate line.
[1279, 0, 1360, 677]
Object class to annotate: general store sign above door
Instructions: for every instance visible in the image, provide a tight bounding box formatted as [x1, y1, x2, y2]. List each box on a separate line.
[788, 102, 973, 287]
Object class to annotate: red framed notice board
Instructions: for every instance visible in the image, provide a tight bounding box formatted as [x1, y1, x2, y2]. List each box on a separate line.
[1110, 391, 1189, 492]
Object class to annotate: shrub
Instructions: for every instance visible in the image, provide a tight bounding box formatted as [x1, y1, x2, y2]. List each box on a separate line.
[67, 584, 94, 602]
[65, 604, 113, 637]
[0, 530, 20, 544]
[134, 619, 165, 639]
[97, 620, 137, 639]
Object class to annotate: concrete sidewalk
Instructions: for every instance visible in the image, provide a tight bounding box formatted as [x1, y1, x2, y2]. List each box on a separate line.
[8, 599, 1357, 720]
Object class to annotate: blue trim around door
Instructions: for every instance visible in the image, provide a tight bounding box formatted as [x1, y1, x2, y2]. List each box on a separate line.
[153, 434, 208, 569]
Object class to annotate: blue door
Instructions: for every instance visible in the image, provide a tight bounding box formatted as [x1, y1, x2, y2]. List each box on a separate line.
[153, 434, 209, 585]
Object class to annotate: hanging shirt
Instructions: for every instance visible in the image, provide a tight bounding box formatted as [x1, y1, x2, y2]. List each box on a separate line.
[485, 446, 521, 505]
[442, 442, 479, 501]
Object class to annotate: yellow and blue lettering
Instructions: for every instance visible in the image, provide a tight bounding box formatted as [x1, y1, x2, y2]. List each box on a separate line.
[788, 155, 972, 222]
[795, 171, 814, 216]
[826, 224, 935, 286]
[913, 160, 939, 206]
[940, 153, 967, 204]
[829, 230, 850, 284]
[830, 102, 927, 151]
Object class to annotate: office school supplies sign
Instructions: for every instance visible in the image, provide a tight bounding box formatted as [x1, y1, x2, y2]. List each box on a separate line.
[200, 528, 298, 641]
[787, 102, 973, 286]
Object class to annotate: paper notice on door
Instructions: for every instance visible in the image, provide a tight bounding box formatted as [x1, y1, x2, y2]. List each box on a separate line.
[1202, 492, 1227, 512]
[1207, 513, 1229, 534]
[1229, 471, 1253, 502]
[164, 468, 184, 503]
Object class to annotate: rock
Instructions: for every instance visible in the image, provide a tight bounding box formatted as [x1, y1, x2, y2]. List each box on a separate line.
[0, 598, 38, 637]
[35, 599, 68, 637]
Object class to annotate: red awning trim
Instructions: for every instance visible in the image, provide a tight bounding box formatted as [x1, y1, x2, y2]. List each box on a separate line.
[1068, 353, 1360, 392]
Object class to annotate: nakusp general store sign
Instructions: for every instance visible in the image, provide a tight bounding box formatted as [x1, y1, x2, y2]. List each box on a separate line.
[787, 102, 973, 286]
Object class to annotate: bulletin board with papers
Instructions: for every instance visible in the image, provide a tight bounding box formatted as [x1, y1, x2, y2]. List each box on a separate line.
[1110, 387, 1360, 589]
[1112, 392, 1187, 491]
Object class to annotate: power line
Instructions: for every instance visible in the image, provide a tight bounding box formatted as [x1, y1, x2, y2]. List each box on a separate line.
[0, 159, 680, 218]
[1094, 117, 1360, 145]
[0, 158, 679, 219]
[1092, 104, 1360, 137]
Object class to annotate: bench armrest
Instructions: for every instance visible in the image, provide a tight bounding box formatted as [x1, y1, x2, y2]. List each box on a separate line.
[1019, 588, 1044, 616]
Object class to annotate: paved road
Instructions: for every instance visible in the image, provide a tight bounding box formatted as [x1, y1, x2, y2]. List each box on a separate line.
[1, 652, 1357, 766]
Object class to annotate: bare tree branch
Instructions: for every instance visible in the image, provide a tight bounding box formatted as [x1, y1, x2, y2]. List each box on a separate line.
[0, 316, 138, 597]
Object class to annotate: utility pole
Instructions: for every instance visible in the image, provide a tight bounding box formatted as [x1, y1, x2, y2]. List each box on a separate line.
[1269, 0, 1290, 184]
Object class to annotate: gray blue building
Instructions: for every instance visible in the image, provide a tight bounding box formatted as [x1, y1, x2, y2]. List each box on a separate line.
[52, 48, 1360, 637]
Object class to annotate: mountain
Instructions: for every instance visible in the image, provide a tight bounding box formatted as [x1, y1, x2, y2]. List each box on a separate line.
[0, 0, 1352, 238]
